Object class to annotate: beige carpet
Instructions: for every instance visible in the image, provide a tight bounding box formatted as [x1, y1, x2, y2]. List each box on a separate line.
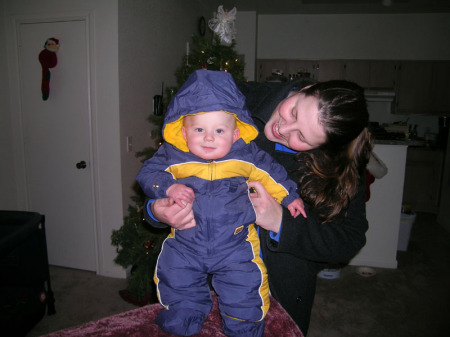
[28, 212, 450, 337]
[308, 212, 450, 337]
[26, 267, 135, 337]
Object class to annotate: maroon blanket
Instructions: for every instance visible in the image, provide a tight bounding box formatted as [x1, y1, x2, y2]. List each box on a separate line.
[43, 293, 303, 336]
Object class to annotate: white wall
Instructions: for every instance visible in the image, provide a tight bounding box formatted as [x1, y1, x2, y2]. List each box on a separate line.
[236, 11, 257, 81]
[257, 13, 450, 60]
[118, 0, 209, 211]
[0, 1, 17, 209]
[3, 0, 123, 278]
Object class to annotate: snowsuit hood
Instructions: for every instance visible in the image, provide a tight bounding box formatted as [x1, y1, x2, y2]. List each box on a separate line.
[163, 70, 258, 152]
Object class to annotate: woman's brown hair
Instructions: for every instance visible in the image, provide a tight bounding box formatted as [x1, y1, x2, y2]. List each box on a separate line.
[298, 80, 374, 223]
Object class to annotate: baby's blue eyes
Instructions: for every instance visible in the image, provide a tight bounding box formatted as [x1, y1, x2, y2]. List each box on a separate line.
[194, 128, 224, 134]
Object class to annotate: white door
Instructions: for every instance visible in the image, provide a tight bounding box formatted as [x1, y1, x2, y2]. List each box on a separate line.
[18, 19, 97, 271]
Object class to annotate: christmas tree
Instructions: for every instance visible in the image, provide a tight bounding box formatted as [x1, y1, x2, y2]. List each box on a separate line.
[174, 34, 245, 89]
[110, 194, 168, 305]
[111, 6, 245, 306]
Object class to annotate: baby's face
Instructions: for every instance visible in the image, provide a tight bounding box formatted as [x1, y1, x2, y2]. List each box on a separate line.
[182, 110, 240, 160]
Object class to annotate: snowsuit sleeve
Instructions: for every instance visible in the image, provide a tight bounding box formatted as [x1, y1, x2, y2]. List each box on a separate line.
[136, 143, 177, 199]
[246, 142, 299, 208]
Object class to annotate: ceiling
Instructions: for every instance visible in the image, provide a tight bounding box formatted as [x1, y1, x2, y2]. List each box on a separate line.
[211, 0, 450, 14]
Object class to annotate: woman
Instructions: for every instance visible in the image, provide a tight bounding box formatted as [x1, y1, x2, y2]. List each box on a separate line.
[145, 78, 373, 335]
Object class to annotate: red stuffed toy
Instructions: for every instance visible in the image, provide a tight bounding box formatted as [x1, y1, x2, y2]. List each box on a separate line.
[38, 37, 59, 101]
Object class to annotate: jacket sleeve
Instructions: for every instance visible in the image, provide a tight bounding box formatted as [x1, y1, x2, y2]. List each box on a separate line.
[143, 198, 170, 229]
[262, 178, 368, 264]
[136, 143, 177, 199]
[247, 142, 299, 207]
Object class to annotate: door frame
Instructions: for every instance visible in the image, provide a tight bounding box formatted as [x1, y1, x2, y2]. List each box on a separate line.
[6, 4, 125, 278]
[13, 14, 100, 273]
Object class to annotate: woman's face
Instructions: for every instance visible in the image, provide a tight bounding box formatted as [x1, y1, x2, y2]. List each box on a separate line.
[264, 92, 327, 151]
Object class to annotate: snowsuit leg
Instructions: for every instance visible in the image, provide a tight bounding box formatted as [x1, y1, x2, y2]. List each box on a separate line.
[212, 225, 269, 337]
[154, 237, 212, 336]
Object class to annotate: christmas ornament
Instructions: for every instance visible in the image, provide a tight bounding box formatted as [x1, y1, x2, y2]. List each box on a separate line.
[38, 37, 59, 101]
[208, 5, 237, 46]
[143, 239, 154, 249]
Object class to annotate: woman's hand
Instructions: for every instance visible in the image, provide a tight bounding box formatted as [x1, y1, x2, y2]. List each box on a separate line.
[151, 198, 196, 230]
[248, 181, 282, 233]
[166, 183, 195, 208]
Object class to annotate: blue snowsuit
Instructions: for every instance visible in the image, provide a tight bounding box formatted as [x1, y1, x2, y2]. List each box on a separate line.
[136, 70, 300, 336]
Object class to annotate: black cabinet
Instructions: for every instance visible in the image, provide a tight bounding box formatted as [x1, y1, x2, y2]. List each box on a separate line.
[0, 211, 55, 337]
[402, 148, 445, 213]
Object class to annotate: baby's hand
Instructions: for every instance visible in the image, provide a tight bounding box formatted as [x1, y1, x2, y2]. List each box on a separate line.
[166, 183, 195, 208]
[287, 198, 307, 219]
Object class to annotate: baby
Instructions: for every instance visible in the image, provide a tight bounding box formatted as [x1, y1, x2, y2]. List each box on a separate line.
[136, 70, 305, 337]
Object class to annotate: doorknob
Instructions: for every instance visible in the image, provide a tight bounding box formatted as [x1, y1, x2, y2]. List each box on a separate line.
[76, 161, 87, 169]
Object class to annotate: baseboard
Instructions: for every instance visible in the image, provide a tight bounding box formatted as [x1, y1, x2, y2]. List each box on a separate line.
[349, 257, 398, 269]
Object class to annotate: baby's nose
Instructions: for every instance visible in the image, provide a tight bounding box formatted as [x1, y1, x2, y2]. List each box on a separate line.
[204, 132, 214, 141]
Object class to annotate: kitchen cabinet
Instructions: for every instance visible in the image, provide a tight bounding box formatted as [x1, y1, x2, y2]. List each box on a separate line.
[402, 147, 444, 213]
[257, 59, 343, 82]
[343, 60, 370, 87]
[285, 59, 316, 78]
[257, 59, 347, 82]
[432, 61, 450, 113]
[256, 59, 450, 114]
[314, 60, 345, 81]
[344, 60, 398, 89]
[395, 61, 433, 114]
[257, 59, 315, 82]
[257, 59, 398, 87]
[396, 60, 450, 115]
[257, 59, 289, 82]
[368, 60, 398, 89]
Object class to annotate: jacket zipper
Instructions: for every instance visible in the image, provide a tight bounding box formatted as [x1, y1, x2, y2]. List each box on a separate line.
[206, 160, 214, 255]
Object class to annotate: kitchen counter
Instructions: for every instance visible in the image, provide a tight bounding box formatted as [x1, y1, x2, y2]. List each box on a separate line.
[374, 139, 426, 146]
[350, 143, 409, 269]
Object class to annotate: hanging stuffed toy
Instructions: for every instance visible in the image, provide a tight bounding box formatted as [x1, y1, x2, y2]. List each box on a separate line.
[38, 37, 60, 101]
[208, 5, 237, 46]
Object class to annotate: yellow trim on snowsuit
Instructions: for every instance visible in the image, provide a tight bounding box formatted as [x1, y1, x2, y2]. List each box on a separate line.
[163, 111, 259, 153]
[246, 223, 270, 319]
[166, 160, 289, 204]
[153, 229, 175, 310]
[154, 224, 270, 320]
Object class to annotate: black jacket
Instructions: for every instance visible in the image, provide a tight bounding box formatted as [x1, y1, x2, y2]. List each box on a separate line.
[237, 79, 368, 335]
